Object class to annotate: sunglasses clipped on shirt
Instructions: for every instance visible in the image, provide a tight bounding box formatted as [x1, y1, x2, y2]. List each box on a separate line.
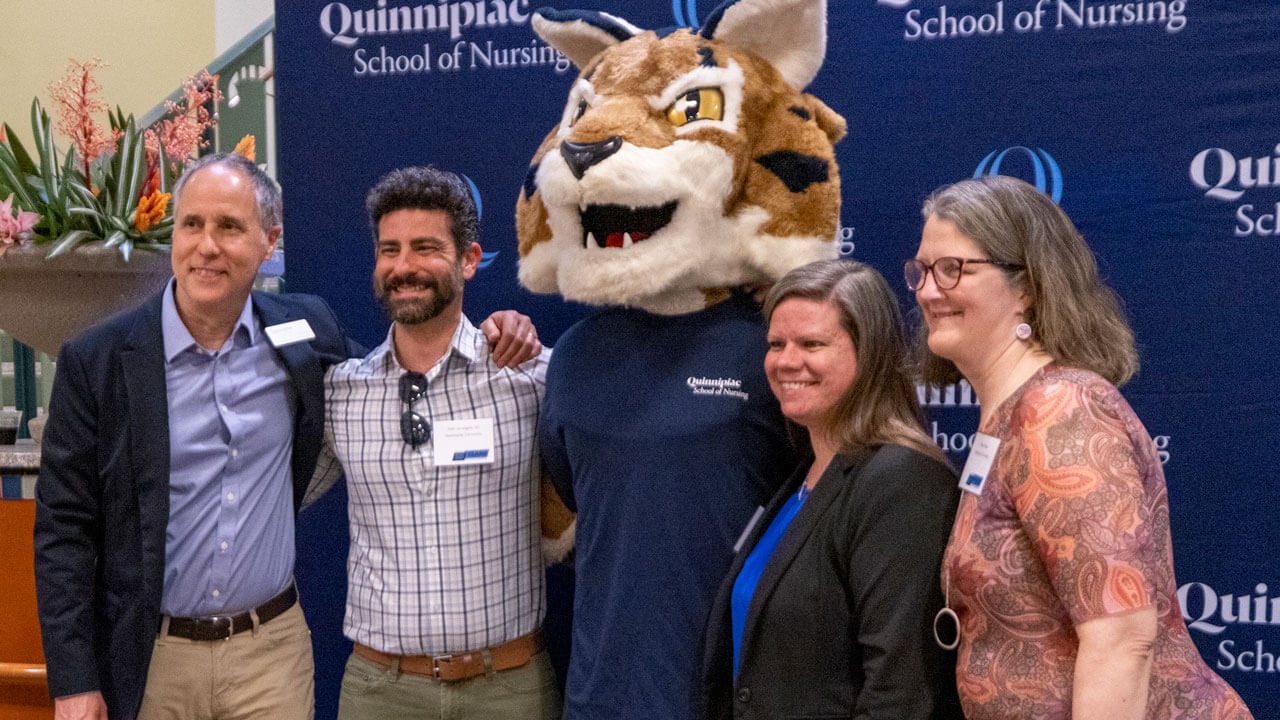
[399, 372, 431, 448]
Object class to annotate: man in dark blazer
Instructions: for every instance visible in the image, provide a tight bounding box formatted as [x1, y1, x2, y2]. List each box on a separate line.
[33, 153, 360, 720]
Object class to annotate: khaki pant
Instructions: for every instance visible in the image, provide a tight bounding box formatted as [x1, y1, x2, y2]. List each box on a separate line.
[137, 602, 315, 720]
[337, 648, 561, 720]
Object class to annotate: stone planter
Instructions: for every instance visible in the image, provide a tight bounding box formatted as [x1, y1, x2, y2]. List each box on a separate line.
[0, 243, 171, 356]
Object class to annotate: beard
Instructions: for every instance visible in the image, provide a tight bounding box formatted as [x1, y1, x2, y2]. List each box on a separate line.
[374, 263, 464, 325]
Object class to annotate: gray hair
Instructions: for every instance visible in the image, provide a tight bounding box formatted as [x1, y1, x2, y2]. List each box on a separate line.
[172, 153, 282, 232]
[918, 175, 1137, 386]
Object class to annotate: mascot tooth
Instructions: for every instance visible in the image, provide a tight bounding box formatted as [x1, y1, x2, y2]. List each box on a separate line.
[517, 1, 844, 717]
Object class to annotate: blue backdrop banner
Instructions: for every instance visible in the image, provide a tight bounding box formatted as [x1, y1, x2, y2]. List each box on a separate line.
[276, 1, 1280, 717]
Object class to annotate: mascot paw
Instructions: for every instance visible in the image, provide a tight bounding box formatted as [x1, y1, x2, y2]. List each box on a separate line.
[541, 518, 577, 566]
[540, 474, 577, 565]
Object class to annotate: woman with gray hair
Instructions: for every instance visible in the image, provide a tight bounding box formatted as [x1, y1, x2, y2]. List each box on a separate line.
[909, 175, 1252, 719]
[702, 259, 963, 719]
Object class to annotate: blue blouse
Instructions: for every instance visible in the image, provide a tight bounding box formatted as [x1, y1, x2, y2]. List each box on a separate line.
[730, 482, 810, 678]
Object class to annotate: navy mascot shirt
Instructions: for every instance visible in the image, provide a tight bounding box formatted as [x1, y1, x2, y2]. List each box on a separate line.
[541, 294, 794, 720]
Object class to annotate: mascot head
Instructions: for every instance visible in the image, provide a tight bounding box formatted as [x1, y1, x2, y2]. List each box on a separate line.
[516, 0, 847, 315]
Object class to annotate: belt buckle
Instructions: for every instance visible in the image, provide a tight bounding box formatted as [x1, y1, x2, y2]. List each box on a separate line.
[200, 615, 235, 641]
[431, 654, 453, 680]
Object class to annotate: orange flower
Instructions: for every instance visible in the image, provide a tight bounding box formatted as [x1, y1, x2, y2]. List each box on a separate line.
[232, 134, 256, 162]
[134, 189, 171, 232]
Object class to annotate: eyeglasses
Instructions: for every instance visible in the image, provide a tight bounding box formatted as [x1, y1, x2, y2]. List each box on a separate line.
[399, 372, 431, 448]
[904, 256, 1025, 291]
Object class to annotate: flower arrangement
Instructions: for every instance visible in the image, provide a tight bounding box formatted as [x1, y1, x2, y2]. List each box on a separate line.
[0, 59, 250, 260]
[0, 193, 39, 254]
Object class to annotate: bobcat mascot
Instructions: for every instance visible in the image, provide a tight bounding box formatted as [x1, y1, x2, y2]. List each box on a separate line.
[517, 1, 845, 717]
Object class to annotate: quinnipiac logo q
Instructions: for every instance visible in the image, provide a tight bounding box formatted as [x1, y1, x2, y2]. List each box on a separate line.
[672, 0, 702, 27]
[461, 175, 499, 270]
[974, 146, 1063, 203]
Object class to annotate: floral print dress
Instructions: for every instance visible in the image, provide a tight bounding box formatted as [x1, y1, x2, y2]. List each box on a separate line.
[943, 365, 1253, 719]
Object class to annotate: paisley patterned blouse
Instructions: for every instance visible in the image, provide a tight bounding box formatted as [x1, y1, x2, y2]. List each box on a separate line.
[943, 365, 1253, 719]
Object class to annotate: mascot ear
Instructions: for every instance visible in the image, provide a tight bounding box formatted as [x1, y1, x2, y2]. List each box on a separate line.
[700, 0, 828, 90]
[532, 8, 643, 70]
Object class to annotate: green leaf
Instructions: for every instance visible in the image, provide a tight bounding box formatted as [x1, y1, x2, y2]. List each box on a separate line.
[133, 243, 171, 256]
[65, 177, 97, 206]
[0, 144, 38, 210]
[31, 99, 63, 208]
[141, 218, 174, 242]
[156, 141, 171, 194]
[60, 144, 77, 178]
[3, 123, 37, 174]
[103, 229, 126, 248]
[46, 229, 95, 258]
[114, 119, 145, 219]
[68, 206, 105, 219]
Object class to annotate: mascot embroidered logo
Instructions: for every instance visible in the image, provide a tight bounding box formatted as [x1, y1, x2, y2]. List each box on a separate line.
[974, 146, 1064, 202]
[687, 376, 749, 401]
[515, 2, 847, 315]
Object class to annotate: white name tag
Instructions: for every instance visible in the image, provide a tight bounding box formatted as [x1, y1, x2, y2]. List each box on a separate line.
[958, 432, 1001, 496]
[264, 319, 316, 348]
[433, 418, 496, 466]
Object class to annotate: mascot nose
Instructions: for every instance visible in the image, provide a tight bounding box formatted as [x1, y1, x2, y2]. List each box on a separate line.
[560, 137, 623, 179]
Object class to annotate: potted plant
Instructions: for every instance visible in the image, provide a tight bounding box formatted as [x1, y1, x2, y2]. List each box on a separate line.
[0, 59, 244, 355]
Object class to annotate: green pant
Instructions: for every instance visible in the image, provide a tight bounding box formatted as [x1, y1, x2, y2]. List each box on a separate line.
[337, 649, 562, 720]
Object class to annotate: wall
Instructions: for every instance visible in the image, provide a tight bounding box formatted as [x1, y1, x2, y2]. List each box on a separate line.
[0, 0, 215, 145]
[215, 0, 273, 55]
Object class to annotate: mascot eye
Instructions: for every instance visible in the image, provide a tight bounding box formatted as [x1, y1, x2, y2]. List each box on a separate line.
[570, 99, 589, 126]
[665, 88, 724, 127]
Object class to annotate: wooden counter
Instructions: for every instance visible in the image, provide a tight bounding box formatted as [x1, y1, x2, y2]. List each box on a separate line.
[1, 442, 52, 718]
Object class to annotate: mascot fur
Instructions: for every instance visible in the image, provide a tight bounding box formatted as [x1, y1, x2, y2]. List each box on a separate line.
[519, 1, 845, 717]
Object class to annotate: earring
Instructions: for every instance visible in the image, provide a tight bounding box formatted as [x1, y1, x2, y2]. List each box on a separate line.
[1014, 322, 1033, 341]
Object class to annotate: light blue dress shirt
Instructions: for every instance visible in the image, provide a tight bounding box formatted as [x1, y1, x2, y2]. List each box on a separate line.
[160, 281, 296, 617]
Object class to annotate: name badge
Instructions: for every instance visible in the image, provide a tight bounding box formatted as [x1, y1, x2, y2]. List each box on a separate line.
[264, 319, 316, 348]
[958, 432, 1001, 495]
[434, 418, 496, 466]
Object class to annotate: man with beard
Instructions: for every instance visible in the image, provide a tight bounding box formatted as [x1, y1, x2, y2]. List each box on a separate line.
[307, 166, 557, 720]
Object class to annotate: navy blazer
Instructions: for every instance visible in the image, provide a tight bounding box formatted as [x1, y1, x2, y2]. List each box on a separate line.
[702, 445, 965, 720]
[33, 290, 358, 720]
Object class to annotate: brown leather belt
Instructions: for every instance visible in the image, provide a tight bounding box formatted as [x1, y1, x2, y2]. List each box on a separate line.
[161, 585, 297, 642]
[353, 631, 542, 682]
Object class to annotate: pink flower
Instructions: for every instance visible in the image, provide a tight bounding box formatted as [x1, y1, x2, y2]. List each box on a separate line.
[0, 194, 40, 255]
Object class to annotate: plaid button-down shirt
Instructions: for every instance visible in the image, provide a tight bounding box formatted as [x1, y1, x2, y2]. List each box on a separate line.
[312, 316, 550, 655]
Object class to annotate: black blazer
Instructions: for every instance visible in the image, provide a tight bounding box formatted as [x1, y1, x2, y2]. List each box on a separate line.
[702, 445, 964, 720]
[33, 290, 358, 720]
